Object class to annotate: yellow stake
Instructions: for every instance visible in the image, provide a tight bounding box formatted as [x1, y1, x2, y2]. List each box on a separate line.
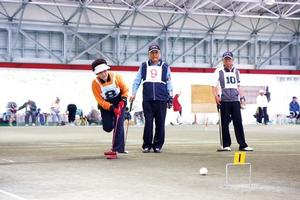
[233, 152, 246, 165]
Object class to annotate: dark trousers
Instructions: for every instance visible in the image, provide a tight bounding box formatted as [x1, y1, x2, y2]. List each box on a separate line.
[67, 104, 77, 123]
[100, 107, 125, 152]
[142, 100, 167, 150]
[220, 101, 247, 148]
[25, 111, 37, 124]
[258, 107, 269, 124]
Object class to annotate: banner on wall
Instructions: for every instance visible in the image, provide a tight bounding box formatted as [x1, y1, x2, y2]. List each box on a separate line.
[191, 85, 217, 113]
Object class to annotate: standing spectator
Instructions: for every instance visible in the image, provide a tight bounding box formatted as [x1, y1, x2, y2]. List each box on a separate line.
[18, 100, 37, 126]
[129, 44, 173, 153]
[170, 91, 183, 125]
[289, 96, 300, 120]
[256, 89, 269, 125]
[211, 51, 253, 151]
[6, 102, 17, 126]
[67, 104, 77, 125]
[50, 97, 61, 125]
[91, 58, 129, 154]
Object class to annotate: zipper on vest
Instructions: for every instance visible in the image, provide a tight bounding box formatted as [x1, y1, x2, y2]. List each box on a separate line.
[153, 82, 155, 100]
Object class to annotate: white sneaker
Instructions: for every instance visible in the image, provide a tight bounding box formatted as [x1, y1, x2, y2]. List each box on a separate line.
[240, 146, 254, 151]
[142, 148, 150, 153]
[223, 147, 231, 151]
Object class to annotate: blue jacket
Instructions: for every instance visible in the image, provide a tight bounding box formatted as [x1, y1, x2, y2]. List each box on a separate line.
[289, 101, 300, 113]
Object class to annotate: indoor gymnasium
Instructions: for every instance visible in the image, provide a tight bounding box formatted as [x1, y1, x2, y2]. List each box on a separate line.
[0, 0, 300, 200]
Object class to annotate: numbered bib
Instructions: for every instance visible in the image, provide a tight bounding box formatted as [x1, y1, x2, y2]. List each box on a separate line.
[224, 72, 238, 89]
[145, 65, 162, 83]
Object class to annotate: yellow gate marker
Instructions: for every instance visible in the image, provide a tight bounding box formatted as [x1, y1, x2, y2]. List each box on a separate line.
[233, 152, 246, 165]
[226, 151, 252, 186]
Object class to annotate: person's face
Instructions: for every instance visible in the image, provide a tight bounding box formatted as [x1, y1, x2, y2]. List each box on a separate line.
[149, 50, 160, 64]
[223, 57, 233, 68]
[97, 70, 109, 81]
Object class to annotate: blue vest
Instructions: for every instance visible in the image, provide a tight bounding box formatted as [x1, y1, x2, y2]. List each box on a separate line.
[141, 60, 169, 101]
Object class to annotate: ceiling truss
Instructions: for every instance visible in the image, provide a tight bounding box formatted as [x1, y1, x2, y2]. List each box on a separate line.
[0, 0, 299, 69]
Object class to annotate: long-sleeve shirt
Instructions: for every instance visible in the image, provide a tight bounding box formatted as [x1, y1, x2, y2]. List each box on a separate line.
[18, 100, 37, 112]
[92, 71, 129, 110]
[256, 95, 268, 108]
[289, 101, 300, 113]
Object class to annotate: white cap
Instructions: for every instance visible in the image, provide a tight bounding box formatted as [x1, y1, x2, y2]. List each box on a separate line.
[94, 64, 110, 74]
[259, 89, 264, 93]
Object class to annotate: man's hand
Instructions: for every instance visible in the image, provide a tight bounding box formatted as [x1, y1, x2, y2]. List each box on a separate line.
[129, 95, 135, 103]
[215, 95, 221, 105]
[240, 96, 246, 109]
[167, 96, 173, 109]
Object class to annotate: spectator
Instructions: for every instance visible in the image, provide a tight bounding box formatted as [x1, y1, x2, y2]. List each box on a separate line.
[67, 104, 77, 125]
[256, 89, 269, 125]
[87, 107, 102, 125]
[6, 102, 17, 126]
[17, 100, 37, 126]
[50, 97, 61, 125]
[170, 91, 182, 125]
[289, 96, 300, 120]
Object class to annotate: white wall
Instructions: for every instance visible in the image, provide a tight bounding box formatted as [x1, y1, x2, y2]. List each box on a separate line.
[1, 68, 299, 124]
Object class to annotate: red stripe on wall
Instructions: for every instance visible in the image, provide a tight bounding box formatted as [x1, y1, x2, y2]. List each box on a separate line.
[0, 62, 299, 75]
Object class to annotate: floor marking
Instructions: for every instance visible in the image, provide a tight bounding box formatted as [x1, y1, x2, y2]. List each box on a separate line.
[1, 159, 15, 163]
[0, 189, 29, 200]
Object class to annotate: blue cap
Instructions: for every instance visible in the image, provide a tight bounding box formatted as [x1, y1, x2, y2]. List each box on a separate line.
[222, 51, 233, 59]
[148, 44, 160, 52]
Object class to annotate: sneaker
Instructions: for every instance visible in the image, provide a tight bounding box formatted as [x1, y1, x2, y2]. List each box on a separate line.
[118, 150, 129, 154]
[154, 148, 161, 153]
[223, 146, 231, 151]
[142, 148, 150, 153]
[239, 146, 254, 151]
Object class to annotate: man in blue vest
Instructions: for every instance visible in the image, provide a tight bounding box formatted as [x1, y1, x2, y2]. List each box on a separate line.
[130, 44, 173, 153]
[211, 51, 253, 151]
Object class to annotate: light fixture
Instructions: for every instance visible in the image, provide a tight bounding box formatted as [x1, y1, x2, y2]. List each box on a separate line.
[264, 0, 275, 5]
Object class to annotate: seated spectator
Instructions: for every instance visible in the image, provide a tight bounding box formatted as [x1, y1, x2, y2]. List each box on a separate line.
[87, 107, 102, 125]
[18, 100, 37, 126]
[289, 96, 300, 120]
[6, 102, 17, 126]
[50, 97, 61, 125]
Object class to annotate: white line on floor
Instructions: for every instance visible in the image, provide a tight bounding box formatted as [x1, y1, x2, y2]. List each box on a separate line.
[0, 189, 29, 200]
[1, 158, 15, 163]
